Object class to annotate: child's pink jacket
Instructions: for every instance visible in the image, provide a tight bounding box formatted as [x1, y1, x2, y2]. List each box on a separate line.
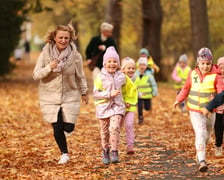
[93, 68, 126, 119]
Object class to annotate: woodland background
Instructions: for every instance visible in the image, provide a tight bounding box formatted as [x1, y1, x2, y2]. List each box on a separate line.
[29, 0, 224, 80]
[1, 0, 224, 80]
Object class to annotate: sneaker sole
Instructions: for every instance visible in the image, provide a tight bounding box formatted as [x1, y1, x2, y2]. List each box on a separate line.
[103, 162, 110, 165]
[102, 160, 110, 165]
[199, 165, 208, 172]
[127, 151, 135, 154]
[111, 160, 119, 163]
[58, 160, 69, 164]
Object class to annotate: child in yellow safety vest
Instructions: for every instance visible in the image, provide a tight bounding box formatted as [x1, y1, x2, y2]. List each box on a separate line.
[173, 47, 223, 173]
[135, 57, 158, 124]
[137, 48, 160, 75]
[121, 57, 138, 154]
[171, 54, 191, 112]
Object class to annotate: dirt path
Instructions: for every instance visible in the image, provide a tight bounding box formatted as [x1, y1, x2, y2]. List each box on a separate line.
[0, 54, 224, 179]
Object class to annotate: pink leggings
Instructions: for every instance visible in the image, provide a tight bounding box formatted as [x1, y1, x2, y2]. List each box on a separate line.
[99, 114, 122, 151]
[123, 111, 135, 147]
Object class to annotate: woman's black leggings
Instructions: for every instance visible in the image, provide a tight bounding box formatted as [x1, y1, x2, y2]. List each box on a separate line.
[52, 109, 75, 154]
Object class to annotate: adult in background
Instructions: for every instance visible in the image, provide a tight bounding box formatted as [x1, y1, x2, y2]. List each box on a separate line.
[24, 40, 31, 61]
[85, 22, 117, 80]
[33, 23, 89, 164]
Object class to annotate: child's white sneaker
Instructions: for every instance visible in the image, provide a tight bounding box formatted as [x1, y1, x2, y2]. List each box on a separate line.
[58, 153, 70, 164]
[215, 146, 222, 157]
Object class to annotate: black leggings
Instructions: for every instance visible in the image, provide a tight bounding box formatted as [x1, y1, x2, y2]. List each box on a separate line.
[215, 113, 224, 147]
[52, 109, 75, 154]
[137, 98, 151, 118]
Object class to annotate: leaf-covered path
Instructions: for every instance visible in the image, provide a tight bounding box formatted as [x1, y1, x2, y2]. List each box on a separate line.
[1, 55, 224, 179]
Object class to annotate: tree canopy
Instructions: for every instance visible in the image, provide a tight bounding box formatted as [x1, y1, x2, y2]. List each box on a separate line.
[1, 0, 224, 77]
[0, 0, 27, 75]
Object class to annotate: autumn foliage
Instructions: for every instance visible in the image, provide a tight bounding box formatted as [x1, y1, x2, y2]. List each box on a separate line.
[0, 55, 224, 179]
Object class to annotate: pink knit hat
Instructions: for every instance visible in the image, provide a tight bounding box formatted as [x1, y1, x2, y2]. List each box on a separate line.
[217, 57, 224, 66]
[121, 57, 135, 70]
[103, 46, 120, 66]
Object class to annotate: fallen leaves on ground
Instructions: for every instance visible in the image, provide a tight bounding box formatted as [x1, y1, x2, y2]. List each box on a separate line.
[0, 57, 224, 179]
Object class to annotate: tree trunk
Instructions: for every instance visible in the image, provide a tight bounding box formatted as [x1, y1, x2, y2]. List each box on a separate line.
[189, 0, 209, 58]
[105, 0, 122, 50]
[141, 0, 163, 80]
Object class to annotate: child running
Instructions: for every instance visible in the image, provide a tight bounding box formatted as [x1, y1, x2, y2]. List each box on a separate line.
[135, 57, 158, 124]
[93, 46, 126, 165]
[171, 54, 191, 112]
[138, 48, 160, 74]
[173, 47, 223, 172]
[121, 57, 138, 154]
[203, 57, 224, 157]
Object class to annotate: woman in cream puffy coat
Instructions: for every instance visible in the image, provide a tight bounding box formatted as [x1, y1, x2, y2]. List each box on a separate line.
[33, 23, 88, 164]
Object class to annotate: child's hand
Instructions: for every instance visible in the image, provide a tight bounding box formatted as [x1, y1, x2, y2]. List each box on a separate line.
[208, 94, 214, 101]
[201, 108, 211, 117]
[152, 91, 157, 97]
[81, 95, 89, 104]
[110, 90, 120, 97]
[173, 101, 180, 108]
[125, 103, 130, 108]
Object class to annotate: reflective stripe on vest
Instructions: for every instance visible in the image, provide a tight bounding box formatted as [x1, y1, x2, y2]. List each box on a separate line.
[135, 75, 152, 99]
[174, 66, 191, 89]
[187, 70, 216, 111]
[94, 98, 109, 105]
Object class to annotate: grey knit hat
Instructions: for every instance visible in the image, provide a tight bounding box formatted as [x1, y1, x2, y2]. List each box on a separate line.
[179, 54, 188, 63]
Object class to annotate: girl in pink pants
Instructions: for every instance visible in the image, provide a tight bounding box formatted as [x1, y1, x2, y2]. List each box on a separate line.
[121, 57, 138, 154]
[93, 46, 126, 165]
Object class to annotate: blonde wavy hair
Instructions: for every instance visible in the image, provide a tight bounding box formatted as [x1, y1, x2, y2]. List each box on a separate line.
[45, 23, 77, 44]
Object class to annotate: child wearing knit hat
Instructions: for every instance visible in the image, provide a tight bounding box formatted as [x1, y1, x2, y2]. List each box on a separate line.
[174, 47, 224, 172]
[135, 57, 158, 124]
[171, 54, 191, 112]
[121, 57, 138, 154]
[138, 48, 160, 74]
[93, 46, 136, 164]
